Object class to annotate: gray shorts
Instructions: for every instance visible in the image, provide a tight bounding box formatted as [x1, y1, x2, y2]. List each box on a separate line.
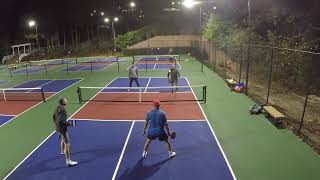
[169, 80, 177, 86]
[58, 131, 69, 144]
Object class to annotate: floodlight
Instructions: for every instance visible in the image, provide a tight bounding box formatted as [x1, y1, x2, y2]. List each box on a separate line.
[130, 2, 136, 8]
[114, 17, 119, 22]
[28, 20, 36, 27]
[104, 18, 110, 23]
[183, 0, 197, 8]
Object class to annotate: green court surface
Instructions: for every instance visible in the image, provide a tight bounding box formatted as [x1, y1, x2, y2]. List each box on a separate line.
[0, 55, 320, 180]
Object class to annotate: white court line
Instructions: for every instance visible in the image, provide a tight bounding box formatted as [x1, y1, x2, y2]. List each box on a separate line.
[72, 118, 207, 122]
[112, 121, 135, 180]
[0, 78, 83, 128]
[185, 78, 237, 180]
[144, 78, 151, 93]
[0, 114, 16, 116]
[3, 78, 116, 179]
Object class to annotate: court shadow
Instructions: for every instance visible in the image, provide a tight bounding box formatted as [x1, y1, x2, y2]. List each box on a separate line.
[117, 158, 169, 180]
[10, 144, 122, 177]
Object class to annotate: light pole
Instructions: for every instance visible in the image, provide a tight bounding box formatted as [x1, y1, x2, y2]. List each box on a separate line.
[105, 17, 119, 51]
[28, 20, 39, 50]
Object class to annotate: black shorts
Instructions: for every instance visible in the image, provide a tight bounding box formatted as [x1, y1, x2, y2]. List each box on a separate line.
[58, 131, 69, 144]
[147, 133, 168, 141]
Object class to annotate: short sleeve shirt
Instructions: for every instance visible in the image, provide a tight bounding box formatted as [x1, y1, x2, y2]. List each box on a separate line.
[146, 108, 167, 135]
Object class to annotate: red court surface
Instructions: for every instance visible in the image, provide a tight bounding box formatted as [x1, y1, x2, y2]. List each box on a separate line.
[0, 93, 53, 115]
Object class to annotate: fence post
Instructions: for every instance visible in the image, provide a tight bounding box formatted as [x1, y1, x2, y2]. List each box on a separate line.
[67, 63, 69, 74]
[298, 83, 310, 135]
[214, 43, 217, 72]
[26, 65, 29, 77]
[298, 57, 313, 135]
[208, 42, 211, 66]
[224, 47, 228, 79]
[245, 44, 251, 95]
[117, 56, 120, 74]
[45, 64, 48, 76]
[239, 44, 243, 82]
[266, 48, 274, 104]
[201, 41, 204, 72]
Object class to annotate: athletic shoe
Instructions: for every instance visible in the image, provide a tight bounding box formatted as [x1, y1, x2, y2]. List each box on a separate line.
[66, 160, 78, 167]
[169, 151, 176, 159]
[142, 151, 148, 159]
[61, 152, 65, 155]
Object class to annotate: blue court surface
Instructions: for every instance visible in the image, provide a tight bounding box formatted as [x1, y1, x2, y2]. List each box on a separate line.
[102, 77, 189, 92]
[5, 121, 235, 180]
[0, 115, 15, 126]
[13, 79, 81, 93]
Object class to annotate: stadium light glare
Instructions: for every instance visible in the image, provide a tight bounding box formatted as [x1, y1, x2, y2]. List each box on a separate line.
[28, 20, 36, 27]
[114, 17, 119, 22]
[172, 2, 175, 5]
[101, 12, 104, 16]
[182, 0, 198, 8]
[130, 2, 136, 8]
[104, 18, 110, 23]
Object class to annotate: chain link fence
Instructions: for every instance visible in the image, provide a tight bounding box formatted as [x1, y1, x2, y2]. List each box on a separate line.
[124, 38, 320, 153]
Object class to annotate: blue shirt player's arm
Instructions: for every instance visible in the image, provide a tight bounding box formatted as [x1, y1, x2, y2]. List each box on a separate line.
[163, 112, 170, 134]
[143, 112, 150, 135]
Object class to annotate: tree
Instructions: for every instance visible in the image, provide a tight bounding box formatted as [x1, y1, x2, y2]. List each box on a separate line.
[203, 14, 219, 41]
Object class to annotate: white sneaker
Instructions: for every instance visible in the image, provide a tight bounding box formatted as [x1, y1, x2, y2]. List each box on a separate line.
[142, 151, 148, 159]
[61, 152, 65, 155]
[169, 151, 176, 159]
[66, 160, 78, 167]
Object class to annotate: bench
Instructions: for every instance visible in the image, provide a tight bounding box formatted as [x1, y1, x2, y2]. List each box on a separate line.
[8, 65, 18, 70]
[225, 78, 238, 87]
[263, 105, 285, 122]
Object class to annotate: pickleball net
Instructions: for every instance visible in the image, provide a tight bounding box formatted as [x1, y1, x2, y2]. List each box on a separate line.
[29, 59, 78, 66]
[0, 87, 46, 102]
[77, 85, 206, 103]
[133, 55, 180, 64]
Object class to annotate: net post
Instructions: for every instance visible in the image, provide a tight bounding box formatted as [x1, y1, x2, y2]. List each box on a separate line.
[204, 86, 207, 104]
[139, 88, 142, 103]
[62, 59, 64, 64]
[76, 58, 78, 64]
[117, 56, 120, 74]
[77, 87, 82, 103]
[41, 87, 46, 102]
[133, 56, 135, 64]
[3, 89, 7, 101]
[91, 62, 93, 72]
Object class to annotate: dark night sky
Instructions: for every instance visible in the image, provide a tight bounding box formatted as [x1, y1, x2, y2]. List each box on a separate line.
[0, 0, 319, 45]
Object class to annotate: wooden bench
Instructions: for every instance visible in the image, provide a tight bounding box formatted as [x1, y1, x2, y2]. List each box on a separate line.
[263, 105, 285, 122]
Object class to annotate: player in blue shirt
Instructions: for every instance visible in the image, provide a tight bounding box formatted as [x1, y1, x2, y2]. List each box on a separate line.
[142, 100, 176, 159]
